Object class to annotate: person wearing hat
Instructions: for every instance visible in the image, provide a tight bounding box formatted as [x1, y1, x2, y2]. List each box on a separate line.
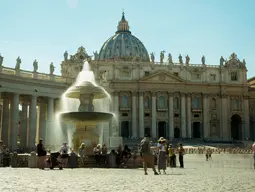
[37, 138, 47, 169]
[157, 137, 167, 174]
[139, 134, 158, 175]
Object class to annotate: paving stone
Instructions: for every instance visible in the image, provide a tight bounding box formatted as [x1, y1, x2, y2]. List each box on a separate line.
[0, 154, 254, 192]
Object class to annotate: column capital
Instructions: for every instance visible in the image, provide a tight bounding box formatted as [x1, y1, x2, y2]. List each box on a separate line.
[186, 93, 192, 97]
[218, 93, 228, 98]
[168, 92, 174, 97]
[151, 91, 157, 97]
[180, 93, 186, 97]
[131, 91, 137, 96]
[243, 95, 249, 100]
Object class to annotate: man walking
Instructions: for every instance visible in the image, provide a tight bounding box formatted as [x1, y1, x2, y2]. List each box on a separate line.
[139, 134, 158, 175]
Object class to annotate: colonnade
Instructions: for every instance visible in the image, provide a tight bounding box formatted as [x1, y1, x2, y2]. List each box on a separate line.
[0, 92, 55, 151]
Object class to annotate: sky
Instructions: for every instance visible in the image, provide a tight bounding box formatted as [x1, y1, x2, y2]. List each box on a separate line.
[0, 0, 255, 77]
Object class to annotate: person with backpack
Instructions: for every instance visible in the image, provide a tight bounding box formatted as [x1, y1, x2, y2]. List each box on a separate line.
[139, 134, 159, 175]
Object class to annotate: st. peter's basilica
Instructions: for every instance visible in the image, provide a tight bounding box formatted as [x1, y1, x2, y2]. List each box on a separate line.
[0, 12, 254, 150]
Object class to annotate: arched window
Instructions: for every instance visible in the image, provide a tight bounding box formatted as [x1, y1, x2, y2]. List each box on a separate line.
[211, 98, 216, 110]
[144, 96, 150, 109]
[174, 97, 179, 109]
[193, 97, 199, 109]
[121, 95, 128, 107]
[158, 96, 166, 109]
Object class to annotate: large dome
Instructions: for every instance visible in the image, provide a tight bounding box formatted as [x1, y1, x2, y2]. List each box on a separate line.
[98, 12, 150, 62]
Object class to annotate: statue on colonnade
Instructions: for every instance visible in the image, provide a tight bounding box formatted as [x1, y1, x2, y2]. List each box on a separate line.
[185, 55, 190, 65]
[201, 55, 205, 65]
[64, 51, 68, 61]
[15, 56, 21, 70]
[0, 53, 3, 66]
[33, 59, 38, 72]
[50, 62, 55, 75]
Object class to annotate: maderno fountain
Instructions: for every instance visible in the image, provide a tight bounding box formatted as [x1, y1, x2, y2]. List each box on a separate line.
[55, 61, 119, 152]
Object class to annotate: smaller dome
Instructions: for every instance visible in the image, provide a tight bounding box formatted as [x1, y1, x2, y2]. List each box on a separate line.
[98, 12, 150, 62]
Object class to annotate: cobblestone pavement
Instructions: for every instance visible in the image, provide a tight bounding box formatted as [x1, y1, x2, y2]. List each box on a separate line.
[0, 154, 254, 192]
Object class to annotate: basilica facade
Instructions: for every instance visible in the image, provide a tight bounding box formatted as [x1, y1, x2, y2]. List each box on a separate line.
[0, 12, 254, 151]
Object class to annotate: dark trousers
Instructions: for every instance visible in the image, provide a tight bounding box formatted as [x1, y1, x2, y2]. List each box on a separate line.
[179, 155, 184, 168]
[94, 155, 100, 165]
[170, 155, 176, 167]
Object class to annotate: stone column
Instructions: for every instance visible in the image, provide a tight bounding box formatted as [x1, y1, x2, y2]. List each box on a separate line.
[151, 92, 157, 138]
[139, 92, 144, 138]
[10, 93, 20, 151]
[28, 95, 37, 150]
[46, 97, 54, 145]
[181, 93, 186, 138]
[20, 101, 28, 149]
[1, 98, 9, 146]
[186, 94, 192, 138]
[243, 97, 250, 139]
[131, 92, 137, 138]
[203, 94, 209, 138]
[168, 93, 174, 139]
[39, 103, 46, 140]
[221, 95, 228, 140]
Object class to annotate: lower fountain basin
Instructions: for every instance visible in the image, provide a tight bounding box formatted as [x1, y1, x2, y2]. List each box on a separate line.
[60, 112, 113, 125]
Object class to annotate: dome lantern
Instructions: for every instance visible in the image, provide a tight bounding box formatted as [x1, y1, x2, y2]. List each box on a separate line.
[116, 11, 130, 34]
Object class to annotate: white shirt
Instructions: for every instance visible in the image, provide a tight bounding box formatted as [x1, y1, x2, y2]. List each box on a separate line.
[59, 145, 69, 155]
[157, 143, 166, 152]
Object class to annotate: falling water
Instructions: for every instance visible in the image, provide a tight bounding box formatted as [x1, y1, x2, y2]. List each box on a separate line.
[47, 61, 112, 150]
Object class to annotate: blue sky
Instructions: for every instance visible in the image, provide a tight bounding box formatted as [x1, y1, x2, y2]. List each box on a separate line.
[0, 0, 254, 77]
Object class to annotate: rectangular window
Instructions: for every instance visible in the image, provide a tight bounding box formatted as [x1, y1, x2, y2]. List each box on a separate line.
[144, 71, 150, 76]
[210, 74, 216, 81]
[122, 113, 128, 117]
[174, 113, 179, 117]
[231, 71, 238, 81]
[173, 72, 179, 76]
[192, 73, 201, 80]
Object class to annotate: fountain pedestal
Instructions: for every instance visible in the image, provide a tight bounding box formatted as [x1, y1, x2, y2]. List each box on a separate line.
[109, 136, 123, 148]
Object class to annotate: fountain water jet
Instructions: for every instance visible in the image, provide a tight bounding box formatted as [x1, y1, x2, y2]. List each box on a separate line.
[53, 61, 114, 152]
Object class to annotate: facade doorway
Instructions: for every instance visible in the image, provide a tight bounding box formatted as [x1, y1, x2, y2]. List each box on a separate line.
[144, 127, 151, 137]
[158, 121, 167, 138]
[174, 127, 180, 138]
[121, 121, 130, 138]
[192, 122, 201, 138]
[231, 114, 242, 140]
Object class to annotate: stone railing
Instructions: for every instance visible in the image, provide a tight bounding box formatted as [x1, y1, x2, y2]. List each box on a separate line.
[94, 60, 220, 68]
[0, 66, 74, 84]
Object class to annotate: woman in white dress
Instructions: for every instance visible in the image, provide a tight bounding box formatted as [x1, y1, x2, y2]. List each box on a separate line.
[157, 137, 167, 174]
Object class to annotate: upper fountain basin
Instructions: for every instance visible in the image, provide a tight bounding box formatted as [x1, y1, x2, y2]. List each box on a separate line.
[65, 81, 108, 99]
[60, 111, 113, 125]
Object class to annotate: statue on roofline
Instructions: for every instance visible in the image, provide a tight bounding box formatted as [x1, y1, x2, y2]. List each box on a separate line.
[178, 54, 183, 64]
[150, 52, 155, 63]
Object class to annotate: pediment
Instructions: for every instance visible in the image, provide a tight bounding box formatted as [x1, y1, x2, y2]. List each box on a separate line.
[139, 70, 185, 82]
